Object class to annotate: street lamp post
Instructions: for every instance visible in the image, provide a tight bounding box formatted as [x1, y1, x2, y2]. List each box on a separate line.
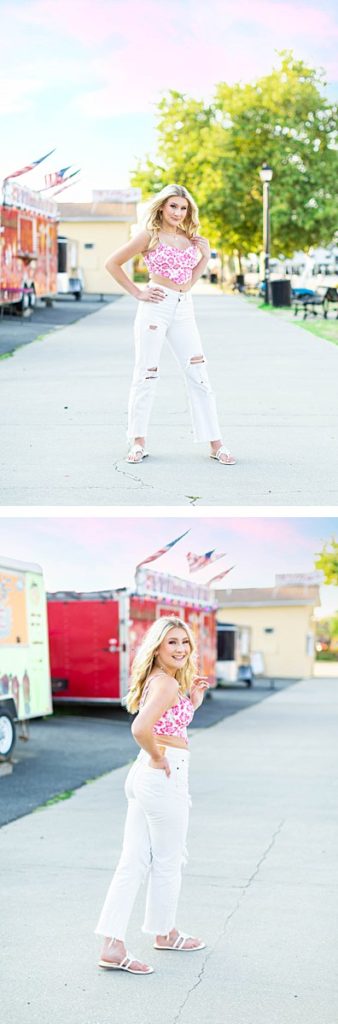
[259, 162, 273, 304]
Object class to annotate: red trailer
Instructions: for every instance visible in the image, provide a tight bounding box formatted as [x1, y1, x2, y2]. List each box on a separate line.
[0, 179, 58, 311]
[47, 569, 218, 704]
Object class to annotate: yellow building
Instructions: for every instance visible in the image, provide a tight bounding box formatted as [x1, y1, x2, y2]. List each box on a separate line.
[216, 583, 320, 679]
[58, 190, 139, 295]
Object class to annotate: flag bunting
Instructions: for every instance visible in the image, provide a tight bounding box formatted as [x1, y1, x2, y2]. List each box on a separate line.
[207, 566, 235, 586]
[43, 166, 72, 189]
[51, 170, 81, 197]
[4, 148, 56, 181]
[186, 549, 226, 574]
[136, 530, 191, 570]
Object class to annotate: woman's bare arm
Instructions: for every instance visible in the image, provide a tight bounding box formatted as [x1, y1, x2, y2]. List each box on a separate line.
[104, 228, 150, 298]
[105, 228, 167, 302]
[131, 672, 178, 760]
[190, 235, 211, 287]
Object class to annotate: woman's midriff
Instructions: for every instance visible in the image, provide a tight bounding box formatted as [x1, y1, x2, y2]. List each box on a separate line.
[154, 735, 188, 751]
[149, 274, 192, 294]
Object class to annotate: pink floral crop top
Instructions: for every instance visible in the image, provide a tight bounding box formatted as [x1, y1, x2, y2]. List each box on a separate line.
[143, 241, 201, 286]
[139, 675, 195, 742]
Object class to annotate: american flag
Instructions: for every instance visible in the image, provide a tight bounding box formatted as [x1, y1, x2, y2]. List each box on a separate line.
[136, 530, 191, 569]
[4, 148, 56, 181]
[52, 170, 81, 196]
[43, 166, 72, 189]
[207, 566, 235, 586]
[186, 549, 226, 574]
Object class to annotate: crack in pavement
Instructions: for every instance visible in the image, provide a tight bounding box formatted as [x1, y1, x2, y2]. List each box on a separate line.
[113, 459, 156, 491]
[172, 819, 285, 1024]
[113, 460, 200, 505]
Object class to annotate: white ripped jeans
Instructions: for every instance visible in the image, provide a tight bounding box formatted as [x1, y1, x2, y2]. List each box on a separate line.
[127, 288, 221, 442]
[95, 747, 191, 940]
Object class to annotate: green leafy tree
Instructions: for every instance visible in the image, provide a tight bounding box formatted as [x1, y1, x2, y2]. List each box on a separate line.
[315, 540, 338, 586]
[315, 615, 338, 642]
[315, 617, 332, 643]
[329, 614, 338, 641]
[131, 52, 338, 260]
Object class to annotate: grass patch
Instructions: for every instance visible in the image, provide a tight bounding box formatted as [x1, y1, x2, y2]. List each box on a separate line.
[258, 301, 292, 312]
[0, 331, 49, 363]
[294, 318, 338, 346]
[34, 789, 74, 810]
[246, 294, 338, 346]
[1, 329, 53, 361]
[316, 651, 338, 662]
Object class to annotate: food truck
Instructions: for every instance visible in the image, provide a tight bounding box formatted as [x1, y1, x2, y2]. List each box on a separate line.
[0, 557, 52, 757]
[47, 568, 218, 703]
[0, 179, 58, 311]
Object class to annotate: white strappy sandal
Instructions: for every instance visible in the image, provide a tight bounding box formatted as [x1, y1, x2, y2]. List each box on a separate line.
[98, 951, 154, 974]
[126, 444, 149, 464]
[153, 931, 206, 952]
[210, 445, 236, 465]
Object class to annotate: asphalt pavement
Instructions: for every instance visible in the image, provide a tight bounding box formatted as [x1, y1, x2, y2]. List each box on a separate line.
[0, 680, 294, 827]
[0, 294, 120, 355]
[1, 676, 337, 1024]
[1, 290, 338, 506]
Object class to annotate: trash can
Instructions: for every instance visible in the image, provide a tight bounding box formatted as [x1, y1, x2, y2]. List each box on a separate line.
[235, 273, 245, 291]
[271, 279, 291, 307]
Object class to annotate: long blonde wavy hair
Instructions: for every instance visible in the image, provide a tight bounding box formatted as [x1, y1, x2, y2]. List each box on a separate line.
[144, 184, 199, 252]
[126, 616, 197, 714]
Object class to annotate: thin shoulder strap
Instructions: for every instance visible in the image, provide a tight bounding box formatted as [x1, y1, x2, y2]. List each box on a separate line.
[139, 671, 163, 708]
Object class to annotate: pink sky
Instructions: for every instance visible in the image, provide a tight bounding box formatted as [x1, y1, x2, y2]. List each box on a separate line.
[0, 516, 337, 614]
[4, 1, 338, 117]
[2, 0, 337, 195]
[18, 0, 338, 47]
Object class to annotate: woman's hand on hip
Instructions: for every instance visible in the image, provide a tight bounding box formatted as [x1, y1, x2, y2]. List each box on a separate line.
[189, 676, 210, 709]
[148, 755, 171, 776]
[138, 286, 167, 303]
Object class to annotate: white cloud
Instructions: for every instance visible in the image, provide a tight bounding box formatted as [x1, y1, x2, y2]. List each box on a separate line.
[0, 77, 43, 115]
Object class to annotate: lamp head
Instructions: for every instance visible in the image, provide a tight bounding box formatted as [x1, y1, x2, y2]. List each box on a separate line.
[259, 162, 273, 183]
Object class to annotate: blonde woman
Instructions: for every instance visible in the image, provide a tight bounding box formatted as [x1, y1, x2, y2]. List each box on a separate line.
[95, 616, 210, 975]
[105, 183, 236, 465]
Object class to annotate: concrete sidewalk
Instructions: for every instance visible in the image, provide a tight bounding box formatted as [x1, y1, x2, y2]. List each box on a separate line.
[1, 677, 338, 1024]
[0, 293, 337, 505]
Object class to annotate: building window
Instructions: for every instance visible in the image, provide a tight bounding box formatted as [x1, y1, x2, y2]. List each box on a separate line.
[264, 627, 274, 634]
[84, 243, 94, 249]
